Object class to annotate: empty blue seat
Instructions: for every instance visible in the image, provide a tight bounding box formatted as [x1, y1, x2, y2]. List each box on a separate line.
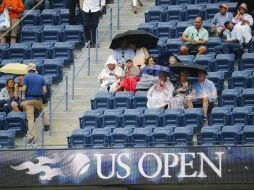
[166, 38, 182, 53]
[239, 53, 254, 71]
[53, 42, 75, 64]
[163, 108, 184, 127]
[176, 0, 191, 5]
[183, 108, 204, 129]
[111, 128, 132, 148]
[165, 5, 185, 21]
[42, 25, 64, 42]
[41, 9, 60, 25]
[137, 23, 156, 35]
[131, 127, 152, 147]
[8, 43, 31, 59]
[242, 126, 254, 145]
[209, 107, 232, 125]
[59, 9, 69, 24]
[31, 42, 53, 59]
[91, 92, 114, 109]
[67, 128, 91, 148]
[231, 107, 252, 125]
[198, 125, 221, 145]
[156, 21, 176, 38]
[102, 109, 123, 130]
[91, 128, 111, 148]
[133, 91, 148, 108]
[1, 59, 23, 66]
[0, 129, 15, 148]
[205, 3, 219, 20]
[213, 54, 235, 77]
[219, 88, 242, 107]
[177, 55, 195, 63]
[229, 70, 252, 89]
[122, 109, 143, 129]
[143, 109, 163, 127]
[185, 4, 205, 20]
[0, 112, 6, 130]
[176, 21, 192, 37]
[151, 127, 174, 147]
[172, 127, 193, 146]
[156, 0, 172, 6]
[194, 55, 214, 71]
[207, 37, 222, 53]
[221, 125, 242, 145]
[79, 110, 104, 129]
[207, 71, 224, 94]
[43, 59, 64, 82]
[241, 89, 254, 107]
[21, 26, 42, 43]
[147, 6, 167, 22]
[63, 25, 84, 45]
[21, 10, 40, 25]
[0, 44, 9, 59]
[5, 112, 27, 135]
[113, 91, 134, 109]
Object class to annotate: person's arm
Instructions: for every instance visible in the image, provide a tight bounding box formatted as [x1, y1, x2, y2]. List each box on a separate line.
[143, 47, 150, 59]
[10, 0, 24, 14]
[42, 79, 47, 95]
[195, 30, 208, 45]
[79, 0, 84, 10]
[210, 14, 217, 27]
[243, 15, 253, 26]
[0, 0, 6, 14]
[232, 10, 240, 24]
[147, 84, 155, 99]
[14, 84, 19, 100]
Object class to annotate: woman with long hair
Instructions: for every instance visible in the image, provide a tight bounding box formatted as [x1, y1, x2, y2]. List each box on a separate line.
[0, 78, 17, 108]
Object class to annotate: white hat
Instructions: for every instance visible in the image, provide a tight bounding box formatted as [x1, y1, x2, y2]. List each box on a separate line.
[105, 55, 117, 66]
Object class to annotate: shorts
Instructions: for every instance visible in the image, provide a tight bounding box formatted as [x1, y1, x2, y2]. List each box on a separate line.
[0, 19, 19, 37]
[183, 44, 205, 52]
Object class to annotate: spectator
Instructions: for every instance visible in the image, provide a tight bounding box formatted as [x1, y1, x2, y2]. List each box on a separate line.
[147, 72, 174, 109]
[68, 0, 79, 25]
[210, 3, 233, 37]
[168, 70, 191, 109]
[129, 43, 149, 69]
[98, 55, 124, 92]
[21, 64, 49, 143]
[180, 16, 209, 56]
[132, 0, 143, 14]
[124, 59, 140, 77]
[0, 79, 15, 109]
[112, 39, 135, 65]
[214, 21, 243, 54]
[146, 56, 156, 66]
[187, 70, 217, 121]
[80, 0, 105, 48]
[11, 75, 25, 112]
[24, 0, 50, 11]
[0, 0, 24, 44]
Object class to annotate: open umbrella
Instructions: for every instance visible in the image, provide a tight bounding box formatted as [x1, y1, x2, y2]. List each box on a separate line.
[109, 30, 158, 49]
[0, 63, 28, 75]
[170, 62, 207, 77]
[141, 65, 173, 77]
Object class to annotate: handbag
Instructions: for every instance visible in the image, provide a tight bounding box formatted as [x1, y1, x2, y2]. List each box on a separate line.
[0, 8, 10, 31]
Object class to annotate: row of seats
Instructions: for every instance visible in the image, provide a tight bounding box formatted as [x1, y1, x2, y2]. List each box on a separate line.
[145, 3, 237, 22]
[68, 126, 193, 148]
[155, 0, 234, 6]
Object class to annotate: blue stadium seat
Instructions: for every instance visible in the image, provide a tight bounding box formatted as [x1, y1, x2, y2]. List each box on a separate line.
[202, 19, 212, 32]
[177, 55, 195, 63]
[176, 21, 192, 37]
[147, 6, 167, 22]
[51, 0, 67, 8]
[221, 125, 242, 145]
[151, 127, 174, 147]
[207, 37, 222, 53]
[111, 128, 132, 148]
[194, 55, 214, 72]
[20, 26, 42, 43]
[0, 129, 15, 148]
[183, 108, 204, 129]
[8, 43, 31, 59]
[42, 25, 64, 42]
[172, 127, 193, 146]
[42, 59, 64, 82]
[31, 42, 53, 59]
[165, 5, 185, 21]
[122, 109, 143, 129]
[91, 128, 111, 148]
[176, 0, 191, 5]
[102, 109, 123, 130]
[229, 70, 252, 89]
[143, 109, 163, 127]
[1, 59, 23, 66]
[207, 71, 224, 95]
[213, 54, 235, 77]
[156, 21, 176, 38]
[195, 0, 211, 4]
[113, 91, 134, 109]
[148, 37, 166, 57]
[205, 3, 219, 20]
[185, 4, 205, 20]
[242, 126, 254, 145]
[53, 42, 75, 64]
[59, 9, 69, 24]
[219, 88, 242, 107]
[63, 25, 84, 45]
[156, 0, 172, 6]
[23, 59, 44, 74]
[198, 125, 221, 145]
[91, 92, 114, 110]
[166, 38, 182, 53]
[67, 128, 91, 148]
[137, 22, 156, 35]
[0, 112, 6, 130]
[131, 127, 153, 147]
[133, 91, 148, 109]
[241, 89, 254, 107]
[21, 10, 40, 26]
[163, 108, 184, 127]
[5, 112, 27, 135]
[79, 110, 104, 129]
[239, 53, 254, 71]
[231, 107, 253, 125]
[209, 107, 232, 125]
[41, 9, 60, 25]
[0, 44, 9, 59]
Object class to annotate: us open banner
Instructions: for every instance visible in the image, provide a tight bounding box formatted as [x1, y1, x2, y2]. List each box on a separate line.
[1, 146, 254, 187]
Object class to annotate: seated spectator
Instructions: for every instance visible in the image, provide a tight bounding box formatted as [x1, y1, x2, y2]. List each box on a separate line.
[98, 55, 124, 92]
[0, 79, 16, 109]
[0, 0, 24, 44]
[210, 3, 233, 37]
[24, 0, 50, 10]
[232, 3, 253, 44]
[157, 52, 180, 68]
[112, 39, 135, 65]
[168, 70, 191, 109]
[187, 70, 217, 121]
[11, 75, 25, 112]
[180, 17, 209, 56]
[147, 72, 174, 109]
[129, 43, 149, 69]
[214, 21, 243, 54]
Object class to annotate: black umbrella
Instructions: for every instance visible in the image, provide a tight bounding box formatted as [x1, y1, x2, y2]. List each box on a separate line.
[170, 62, 207, 77]
[109, 30, 159, 49]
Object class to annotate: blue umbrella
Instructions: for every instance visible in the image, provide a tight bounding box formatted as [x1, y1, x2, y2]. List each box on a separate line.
[141, 65, 173, 77]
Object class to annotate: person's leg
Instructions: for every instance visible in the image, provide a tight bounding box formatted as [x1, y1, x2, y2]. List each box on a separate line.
[69, 0, 78, 25]
[180, 45, 189, 55]
[90, 11, 101, 47]
[187, 97, 194, 108]
[82, 11, 91, 44]
[24, 100, 35, 140]
[44, 0, 50, 9]
[214, 45, 223, 54]
[0, 36, 6, 44]
[138, 0, 143, 7]
[202, 97, 209, 118]
[132, 0, 137, 14]
[11, 101, 20, 112]
[10, 19, 19, 45]
[34, 100, 49, 128]
[197, 46, 207, 55]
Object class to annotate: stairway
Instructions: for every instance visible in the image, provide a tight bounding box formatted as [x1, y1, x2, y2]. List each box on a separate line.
[16, 0, 155, 148]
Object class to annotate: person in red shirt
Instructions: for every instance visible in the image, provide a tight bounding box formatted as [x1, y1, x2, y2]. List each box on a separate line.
[0, 0, 24, 44]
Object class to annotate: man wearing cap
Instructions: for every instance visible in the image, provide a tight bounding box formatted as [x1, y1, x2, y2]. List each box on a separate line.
[21, 64, 49, 143]
[210, 3, 233, 37]
[187, 71, 217, 122]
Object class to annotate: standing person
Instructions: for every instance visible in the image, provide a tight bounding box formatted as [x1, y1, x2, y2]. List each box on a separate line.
[0, 0, 24, 44]
[21, 64, 49, 143]
[69, 0, 79, 25]
[79, 0, 105, 48]
[132, 0, 143, 14]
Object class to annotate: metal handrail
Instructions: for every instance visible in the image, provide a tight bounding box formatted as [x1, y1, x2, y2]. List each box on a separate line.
[117, 0, 128, 30]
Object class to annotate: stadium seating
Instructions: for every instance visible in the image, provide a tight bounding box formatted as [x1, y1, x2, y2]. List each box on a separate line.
[63, 25, 84, 45]
[194, 55, 214, 71]
[0, 129, 15, 148]
[131, 127, 153, 147]
[20, 26, 42, 43]
[176, 21, 191, 37]
[221, 125, 242, 145]
[185, 4, 205, 20]
[79, 110, 104, 129]
[156, 21, 176, 38]
[213, 54, 235, 77]
[231, 107, 253, 125]
[198, 125, 221, 145]
[219, 89, 242, 107]
[52, 42, 75, 64]
[31, 42, 53, 59]
[59, 9, 69, 24]
[41, 9, 60, 25]
[207, 71, 224, 94]
[91, 128, 111, 148]
[172, 127, 193, 146]
[42, 59, 64, 82]
[229, 71, 252, 89]
[163, 108, 184, 127]
[166, 38, 182, 53]
[5, 112, 27, 135]
[143, 109, 163, 127]
[151, 127, 174, 147]
[67, 128, 91, 148]
[165, 5, 185, 21]
[8, 43, 31, 59]
[146, 6, 167, 22]
[91, 92, 114, 110]
[240, 89, 254, 107]
[42, 25, 64, 42]
[177, 55, 195, 63]
[207, 37, 222, 53]
[183, 108, 204, 129]
[111, 128, 132, 148]
[21, 10, 40, 26]
[0, 112, 6, 130]
[102, 109, 123, 130]
[113, 91, 134, 109]
[209, 107, 232, 126]
[133, 91, 148, 108]
[239, 53, 254, 71]
[122, 109, 143, 129]
[242, 126, 254, 145]
[137, 22, 156, 35]
[0, 44, 9, 59]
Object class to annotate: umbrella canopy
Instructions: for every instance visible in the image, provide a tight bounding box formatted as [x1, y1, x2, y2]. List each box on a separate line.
[109, 30, 158, 49]
[141, 65, 172, 77]
[170, 62, 207, 77]
[0, 63, 28, 75]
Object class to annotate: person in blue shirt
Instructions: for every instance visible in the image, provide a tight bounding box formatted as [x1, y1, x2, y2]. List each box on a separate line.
[21, 64, 49, 143]
[187, 70, 217, 121]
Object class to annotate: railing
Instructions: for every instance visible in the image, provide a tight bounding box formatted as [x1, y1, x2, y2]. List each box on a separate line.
[95, 8, 113, 64]
[117, 0, 128, 30]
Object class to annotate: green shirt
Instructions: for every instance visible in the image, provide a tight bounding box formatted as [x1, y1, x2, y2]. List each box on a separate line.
[183, 26, 209, 44]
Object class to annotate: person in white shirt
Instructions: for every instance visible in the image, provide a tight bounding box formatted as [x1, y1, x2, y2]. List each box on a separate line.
[79, 0, 105, 47]
[98, 55, 125, 92]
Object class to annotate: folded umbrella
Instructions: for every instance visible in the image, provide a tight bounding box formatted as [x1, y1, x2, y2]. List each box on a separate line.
[0, 63, 28, 75]
[170, 62, 207, 77]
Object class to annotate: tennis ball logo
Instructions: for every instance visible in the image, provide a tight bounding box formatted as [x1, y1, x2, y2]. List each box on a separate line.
[62, 153, 90, 177]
